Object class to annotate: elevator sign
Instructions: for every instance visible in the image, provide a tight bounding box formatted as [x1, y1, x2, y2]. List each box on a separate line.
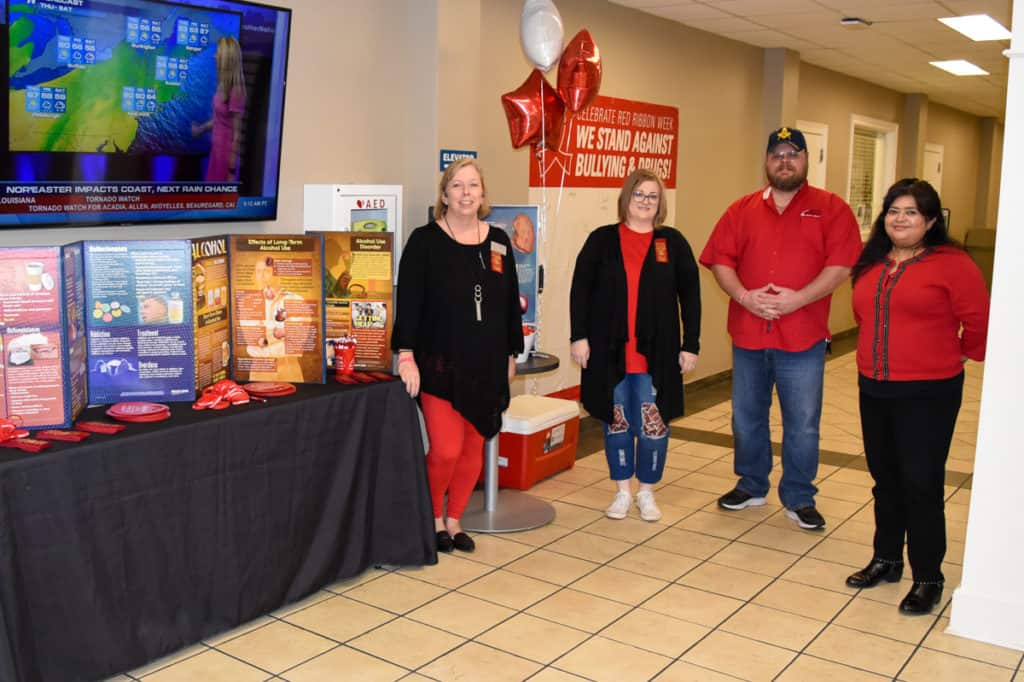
[439, 149, 477, 171]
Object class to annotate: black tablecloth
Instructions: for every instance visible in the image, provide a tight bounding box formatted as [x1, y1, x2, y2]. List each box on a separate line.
[0, 379, 436, 682]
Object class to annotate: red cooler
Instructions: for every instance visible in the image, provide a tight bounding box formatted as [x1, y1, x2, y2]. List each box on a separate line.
[497, 395, 580, 490]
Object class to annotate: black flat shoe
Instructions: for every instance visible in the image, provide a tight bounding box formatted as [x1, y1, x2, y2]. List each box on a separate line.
[436, 531, 454, 553]
[899, 582, 943, 615]
[451, 532, 475, 553]
[846, 559, 904, 588]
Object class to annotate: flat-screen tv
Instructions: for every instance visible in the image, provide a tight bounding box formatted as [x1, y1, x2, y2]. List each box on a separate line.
[1, 0, 290, 228]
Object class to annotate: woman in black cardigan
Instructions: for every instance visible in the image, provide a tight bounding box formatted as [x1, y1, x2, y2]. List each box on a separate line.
[570, 168, 701, 522]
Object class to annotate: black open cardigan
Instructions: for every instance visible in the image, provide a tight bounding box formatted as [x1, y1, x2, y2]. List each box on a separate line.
[569, 223, 701, 424]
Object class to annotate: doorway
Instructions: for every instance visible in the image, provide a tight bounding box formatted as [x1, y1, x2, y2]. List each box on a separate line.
[797, 120, 828, 190]
[923, 143, 944, 192]
[847, 114, 899, 237]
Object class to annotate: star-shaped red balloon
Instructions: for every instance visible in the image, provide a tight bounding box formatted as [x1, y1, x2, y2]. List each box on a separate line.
[558, 29, 602, 113]
[501, 69, 565, 150]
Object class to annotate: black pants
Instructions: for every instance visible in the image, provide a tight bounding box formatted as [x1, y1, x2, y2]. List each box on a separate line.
[858, 373, 963, 583]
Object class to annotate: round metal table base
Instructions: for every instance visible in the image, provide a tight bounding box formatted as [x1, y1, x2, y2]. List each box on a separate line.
[461, 490, 556, 533]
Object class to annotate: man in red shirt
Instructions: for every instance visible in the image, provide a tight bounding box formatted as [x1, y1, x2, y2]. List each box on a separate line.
[700, 127, 862, 530]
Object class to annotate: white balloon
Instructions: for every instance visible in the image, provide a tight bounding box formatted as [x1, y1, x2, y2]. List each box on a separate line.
[520, 0, 564, 72]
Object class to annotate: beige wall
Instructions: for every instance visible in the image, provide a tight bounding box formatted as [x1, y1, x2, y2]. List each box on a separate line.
[926, 103, 983, 240]
[0, 0, 439, 247]
[990, 122, 1004, 230]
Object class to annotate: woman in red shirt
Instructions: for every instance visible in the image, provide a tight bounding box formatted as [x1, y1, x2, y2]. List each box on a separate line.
[847, 179, 989, 615]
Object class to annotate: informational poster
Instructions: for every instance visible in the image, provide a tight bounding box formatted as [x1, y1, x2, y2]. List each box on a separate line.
[0, 245, 86, 428]
[84, 240, 195, 404]
[230, 235, 325, 383]
[529, 95, 679, 189]
[487, 205, 539, 325]
[320, 232, 393, 371]
[191, 236, 231, 392]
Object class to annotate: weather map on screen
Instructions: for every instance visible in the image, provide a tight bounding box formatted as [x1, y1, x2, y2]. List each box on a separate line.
[1, 0, 291, 227]
[9, 0, 240, 155]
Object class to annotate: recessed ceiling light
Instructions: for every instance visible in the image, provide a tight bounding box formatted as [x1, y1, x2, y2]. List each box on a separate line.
[938, 14, 1011, 41]
[930, 60, 990, 76]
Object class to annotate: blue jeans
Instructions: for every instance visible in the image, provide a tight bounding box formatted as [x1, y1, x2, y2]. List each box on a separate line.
[603, 373, 669, 484]
[731, 341, 826, 510]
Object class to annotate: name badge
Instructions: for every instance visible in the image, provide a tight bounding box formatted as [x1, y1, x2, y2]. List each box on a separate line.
[490, 250, 504, 273]
[654, 238, 669, 263]
[490, 241, 507, 256]
[800, 209, 822, 218]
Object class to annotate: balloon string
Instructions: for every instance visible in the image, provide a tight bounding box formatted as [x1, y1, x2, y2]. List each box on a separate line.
[535, 78, 549, 397]
[556, 115, 571, 218]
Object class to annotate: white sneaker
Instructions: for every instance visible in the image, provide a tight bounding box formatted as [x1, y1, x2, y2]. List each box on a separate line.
[606, 491, 632, 519]
[635, 490, 662, 522]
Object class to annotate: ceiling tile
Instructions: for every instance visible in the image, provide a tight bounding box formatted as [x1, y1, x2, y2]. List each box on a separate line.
[681, 16, 768, 33]
[699, 0, 830, 15]
[653, 3, 734, 20]
[830, 3, 949, 22]
[875, 19, 967, 41]
[608, 0, 698, 8]
[813, 0, 940, 11]
[719, 29, 825, 52]
[749, 11, 846, 30]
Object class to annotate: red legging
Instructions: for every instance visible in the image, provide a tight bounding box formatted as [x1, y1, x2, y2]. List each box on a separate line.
[420, 392, 485, 520]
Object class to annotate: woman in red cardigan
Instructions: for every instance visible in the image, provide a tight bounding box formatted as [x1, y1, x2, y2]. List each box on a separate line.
[847, 179, 989, 615]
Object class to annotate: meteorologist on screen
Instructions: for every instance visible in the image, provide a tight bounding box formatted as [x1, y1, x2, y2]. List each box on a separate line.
[192, 36, 246, 182]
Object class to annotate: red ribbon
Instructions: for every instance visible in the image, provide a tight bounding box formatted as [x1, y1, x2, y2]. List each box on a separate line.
[0, 417, 29, 443]
[193, 380, 252, 411]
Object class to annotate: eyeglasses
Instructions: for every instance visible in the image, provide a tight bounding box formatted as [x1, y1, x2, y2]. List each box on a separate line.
[631, 191, 660, 203]
[769, 150, 803, 162]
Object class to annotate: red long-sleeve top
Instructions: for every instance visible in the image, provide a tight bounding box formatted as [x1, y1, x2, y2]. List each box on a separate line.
[619, 223, 653, 373]
[852, 246, 989, 381]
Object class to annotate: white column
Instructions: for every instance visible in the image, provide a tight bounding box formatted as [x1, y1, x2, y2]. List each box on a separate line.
[948, 0, 1024, 651]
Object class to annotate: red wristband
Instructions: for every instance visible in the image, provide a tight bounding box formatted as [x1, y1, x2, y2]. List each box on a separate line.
[398, 355, 415, 365]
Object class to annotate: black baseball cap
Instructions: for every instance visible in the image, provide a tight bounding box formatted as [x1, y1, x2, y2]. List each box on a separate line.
[766, 126, 807, 152]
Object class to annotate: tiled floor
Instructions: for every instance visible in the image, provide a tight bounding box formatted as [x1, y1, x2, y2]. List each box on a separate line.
[110, 357, 1024, 681]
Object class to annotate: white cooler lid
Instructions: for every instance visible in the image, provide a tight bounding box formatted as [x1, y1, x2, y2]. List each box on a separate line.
[501, 395, 580, 434]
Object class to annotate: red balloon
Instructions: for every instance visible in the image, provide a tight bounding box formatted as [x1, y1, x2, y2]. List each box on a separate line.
[558, 29, 602, 113]
[501, 69, 565, 150]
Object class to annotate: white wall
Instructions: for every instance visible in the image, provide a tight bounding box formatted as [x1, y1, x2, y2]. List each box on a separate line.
[948, 0, 1024, 652]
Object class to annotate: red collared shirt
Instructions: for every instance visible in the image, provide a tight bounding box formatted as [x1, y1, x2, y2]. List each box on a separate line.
[700, 182, 862, 351]
[853, 246, 989, 381]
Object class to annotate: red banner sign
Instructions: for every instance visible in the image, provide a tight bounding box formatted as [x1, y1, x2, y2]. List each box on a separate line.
[528, 95, 678, 189]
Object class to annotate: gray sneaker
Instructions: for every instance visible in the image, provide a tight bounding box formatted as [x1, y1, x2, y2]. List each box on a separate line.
[718, 487, 767, 510]
[786, 505, 826, 530]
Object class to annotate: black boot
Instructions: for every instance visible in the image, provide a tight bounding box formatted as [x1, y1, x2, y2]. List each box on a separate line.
[846, 559, 904, 588]
[899, 582, 943, 615]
